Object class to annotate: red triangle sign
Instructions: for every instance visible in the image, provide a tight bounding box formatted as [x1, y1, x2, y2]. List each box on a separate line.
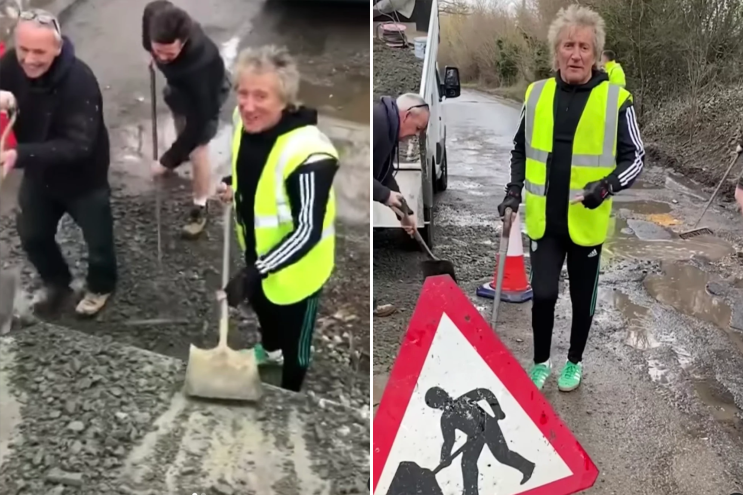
[373, 275, 599, 494]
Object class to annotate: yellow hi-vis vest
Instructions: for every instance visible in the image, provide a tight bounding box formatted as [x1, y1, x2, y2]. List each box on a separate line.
[523, 78, 631, 246]
[230, 107, 339, 305]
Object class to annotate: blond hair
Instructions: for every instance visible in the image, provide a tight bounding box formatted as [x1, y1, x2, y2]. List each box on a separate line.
[232, 45, 300, 106]
[547, 4, 605, 71]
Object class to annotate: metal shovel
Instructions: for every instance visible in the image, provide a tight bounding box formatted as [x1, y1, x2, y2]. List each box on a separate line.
[183, 204, 263, 401]
[679, 150, 742, 239]
[149, 64, 163, 267]
[0, 109, 19, 335]
[491, 207, 515, 330]
[391, 200, 457, 283]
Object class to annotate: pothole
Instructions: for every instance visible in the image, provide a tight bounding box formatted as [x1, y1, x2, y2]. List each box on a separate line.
[599, 289, 658, 350]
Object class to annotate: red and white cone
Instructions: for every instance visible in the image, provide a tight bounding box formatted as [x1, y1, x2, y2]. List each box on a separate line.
[476, 213, 533, 302]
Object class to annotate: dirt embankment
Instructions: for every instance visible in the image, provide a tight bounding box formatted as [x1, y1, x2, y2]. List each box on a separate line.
[642, 86, 743, 200]
[372, 38, 423, 100]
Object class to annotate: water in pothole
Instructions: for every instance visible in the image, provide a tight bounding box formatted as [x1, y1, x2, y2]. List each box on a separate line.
[644, 262, 743, 355]
[604, 217, 735, 261]
[692, 376, 742, 424]
[599, 288, 658, 350]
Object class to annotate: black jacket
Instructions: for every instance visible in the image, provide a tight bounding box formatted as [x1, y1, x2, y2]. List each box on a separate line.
[0, 37, 110, 199]
[142, 8, 230, 169]
[222, 108, 339, 278]
[373, 97, 400, 204]
[508, 70, 645, 236]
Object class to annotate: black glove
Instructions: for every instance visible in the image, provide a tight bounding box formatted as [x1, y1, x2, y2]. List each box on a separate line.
[223, 265, 261, 307]
[497, 186, 521, 217]
[580, 178, 613, 210]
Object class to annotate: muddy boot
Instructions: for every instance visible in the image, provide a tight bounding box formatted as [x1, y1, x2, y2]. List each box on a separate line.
[75, 291, 112, 318]
[182, 205, 208, 239]
[32, 285, 74, 319]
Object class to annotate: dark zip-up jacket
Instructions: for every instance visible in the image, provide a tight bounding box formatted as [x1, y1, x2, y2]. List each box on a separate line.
[0, 37, 110, 199]
[142, 2, 230, 169]
[507, 70, 645, 237]
[373, 97, 401, 204]
[222, 108, 339, 277]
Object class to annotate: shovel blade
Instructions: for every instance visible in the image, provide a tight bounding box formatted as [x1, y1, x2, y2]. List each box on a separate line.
[421, 260, 457, 283]
[184, 344, 263, 402]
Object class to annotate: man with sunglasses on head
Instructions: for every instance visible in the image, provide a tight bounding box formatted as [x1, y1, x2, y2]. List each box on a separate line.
[0, 9, 117, 318]
[373, 92, 429, 234]
[142, 1, 230, 238]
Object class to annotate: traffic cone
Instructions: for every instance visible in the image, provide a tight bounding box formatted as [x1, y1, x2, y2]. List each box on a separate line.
[0, 42, 16, 150]
[476, 213, 533, 302]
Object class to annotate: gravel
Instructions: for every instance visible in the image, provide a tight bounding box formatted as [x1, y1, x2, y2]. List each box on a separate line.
[0, 178, 369, 410]
[372, 38, 423, 100]
[0, 325, 183, 494]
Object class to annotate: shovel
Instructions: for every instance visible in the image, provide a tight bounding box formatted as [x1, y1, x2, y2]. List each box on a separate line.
[491, 207, 515, 330]
[679, 150, 742, 240]
[391, 199, 457, 283]
[0, 109, 19, 335]
[183, 203, 263, 401]
[386, 437, 473, 495]
[149, 64, 163, 267]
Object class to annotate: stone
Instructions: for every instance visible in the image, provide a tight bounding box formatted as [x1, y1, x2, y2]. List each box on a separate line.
[46, 468, 84, 487]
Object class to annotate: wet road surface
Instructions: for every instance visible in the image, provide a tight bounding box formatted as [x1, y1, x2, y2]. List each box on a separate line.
[373, 90, 743, 493]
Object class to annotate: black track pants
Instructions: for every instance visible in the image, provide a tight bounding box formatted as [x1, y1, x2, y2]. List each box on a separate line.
[250, 286, 322, 392]
[528, 234, 602, 364]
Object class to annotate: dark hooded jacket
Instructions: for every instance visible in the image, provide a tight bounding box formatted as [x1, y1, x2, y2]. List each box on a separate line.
[0, 37, 111, 199]
[373, 96, 401, 204]
[507, 69, 645, 237]
[142, 2, 230, 169]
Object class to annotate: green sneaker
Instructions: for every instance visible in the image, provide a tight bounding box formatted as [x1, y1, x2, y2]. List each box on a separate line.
[253, 343, 284, 366]
[557, 361, 583, 392]
[528, 361, 552, 390]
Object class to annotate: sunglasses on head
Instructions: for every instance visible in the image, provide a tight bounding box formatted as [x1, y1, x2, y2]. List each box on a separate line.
[19, 10, 61, 35]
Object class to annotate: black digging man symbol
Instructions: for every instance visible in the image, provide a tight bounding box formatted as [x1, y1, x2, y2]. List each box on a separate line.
[386, 386, 535, 495]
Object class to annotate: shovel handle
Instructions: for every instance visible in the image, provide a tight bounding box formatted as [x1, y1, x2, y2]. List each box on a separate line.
[390, 202, 437, 260]
[491, 207, 515, 329]
[217, 204, 232, 349]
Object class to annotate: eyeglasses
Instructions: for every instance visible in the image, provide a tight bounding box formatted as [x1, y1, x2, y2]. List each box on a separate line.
[19, 10, 61, 36]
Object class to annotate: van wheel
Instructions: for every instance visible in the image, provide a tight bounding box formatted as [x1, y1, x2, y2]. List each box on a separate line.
[421, 205, 435, 248]
[435, 150, 448, 192]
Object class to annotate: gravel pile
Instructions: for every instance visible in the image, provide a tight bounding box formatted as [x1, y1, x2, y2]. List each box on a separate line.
[0, 325, 183, 494]
[372, 38, 423, 100]
[0, 177, 369, 410]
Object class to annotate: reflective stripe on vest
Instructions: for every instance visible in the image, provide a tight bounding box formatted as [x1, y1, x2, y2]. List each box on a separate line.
[231, 107, 339, 304]
[523, 78, 628, 246]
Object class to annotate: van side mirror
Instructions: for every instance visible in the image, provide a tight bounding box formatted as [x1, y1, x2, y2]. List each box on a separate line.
[443, 66, 461, 98]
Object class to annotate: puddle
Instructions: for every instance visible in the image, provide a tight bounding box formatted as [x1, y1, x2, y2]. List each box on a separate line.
[113, 113, 370, 224]
[605, 218, 735, 262]
[665, 173, 707, 201]
[300, 78, 369, 125]
[617, 200, 672, 216]
[599, 288, 658, 350]
[692, 377, 742, 423]
[644, 263, 731, 329]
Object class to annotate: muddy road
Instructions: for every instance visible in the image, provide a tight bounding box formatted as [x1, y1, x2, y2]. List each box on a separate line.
[0, 0, 370, 405]
[373, 90, 743, 494]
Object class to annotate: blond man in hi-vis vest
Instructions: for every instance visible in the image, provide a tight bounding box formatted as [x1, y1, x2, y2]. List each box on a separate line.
[216, 46, 339, 393]
[497, 5, 645, 393]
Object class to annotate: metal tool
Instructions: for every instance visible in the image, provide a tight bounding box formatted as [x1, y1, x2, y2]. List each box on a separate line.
[679, 151, 742, 240]
[183, 204, 263, 402]
[149, 64, 162, 267]
[391, 199, 457, 283]
[491, 207, 515, 330]
[0, 108, 19, 335]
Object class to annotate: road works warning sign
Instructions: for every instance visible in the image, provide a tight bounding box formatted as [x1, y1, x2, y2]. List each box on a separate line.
[372, 275, 599, 495]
